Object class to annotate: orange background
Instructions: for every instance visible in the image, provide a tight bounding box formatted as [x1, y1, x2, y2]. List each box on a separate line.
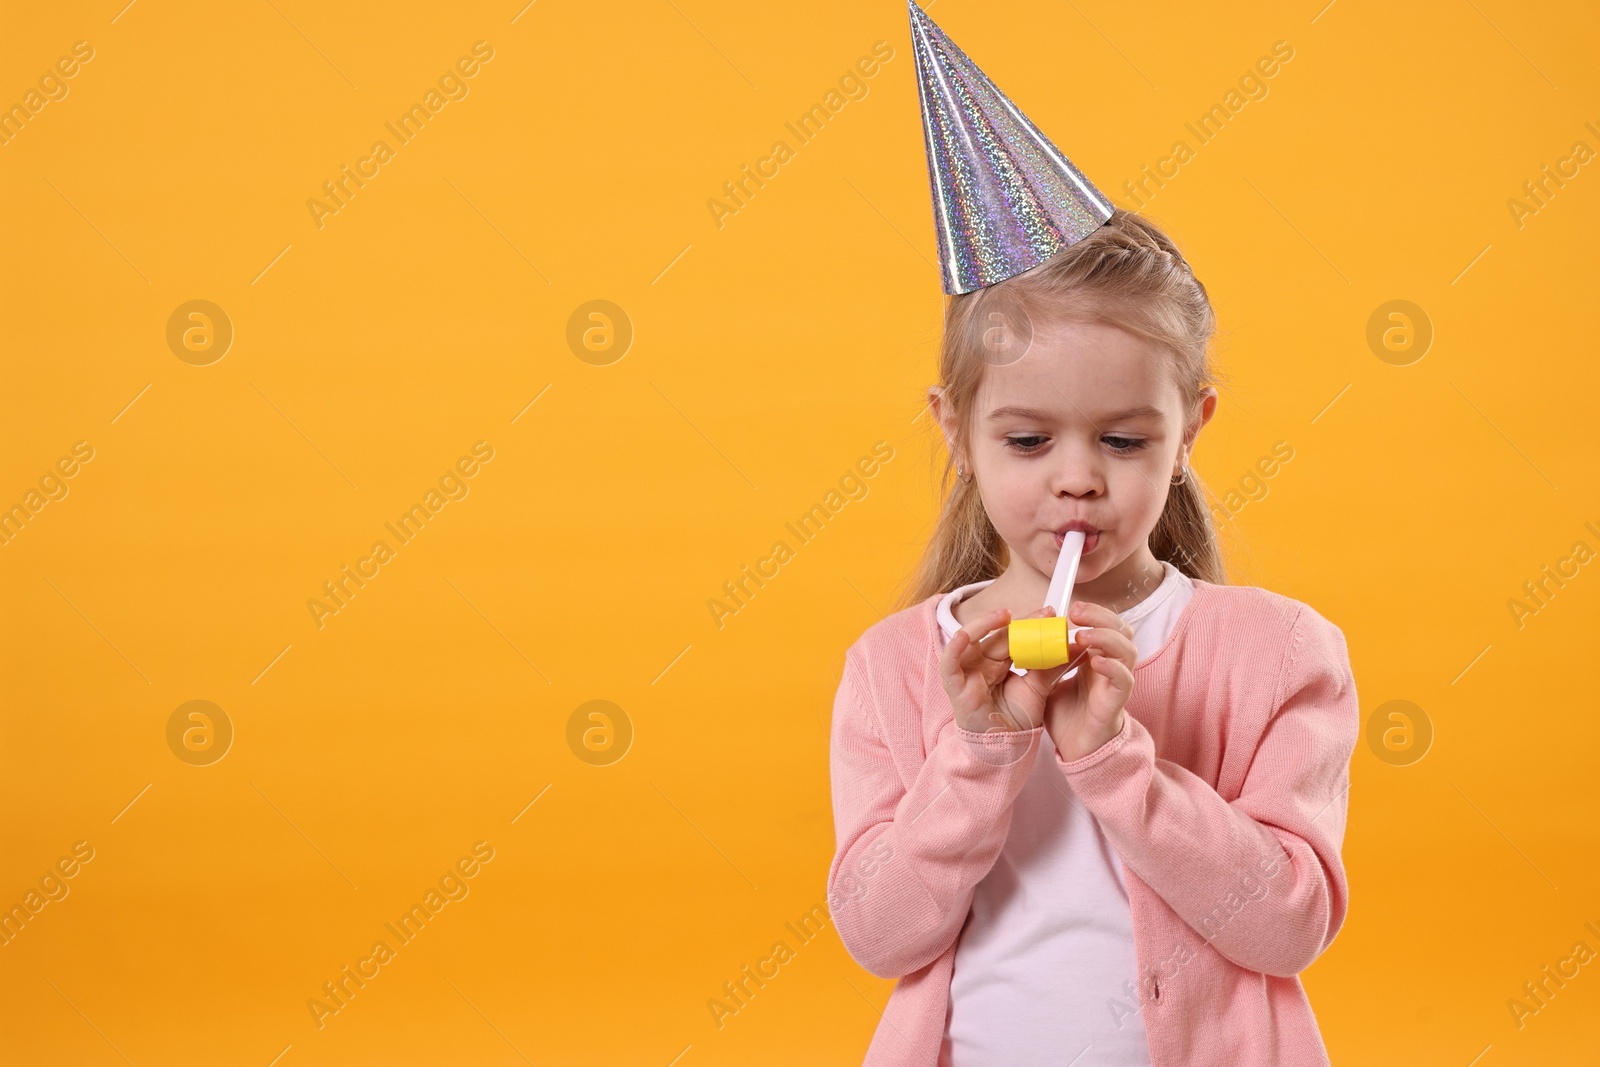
[2, 1, 1598, 1063]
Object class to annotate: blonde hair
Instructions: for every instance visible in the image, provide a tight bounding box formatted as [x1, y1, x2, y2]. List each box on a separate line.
[897, 209, 1232, 610]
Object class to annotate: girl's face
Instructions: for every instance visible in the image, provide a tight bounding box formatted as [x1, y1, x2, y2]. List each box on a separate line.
[937, 316, 1216, 605]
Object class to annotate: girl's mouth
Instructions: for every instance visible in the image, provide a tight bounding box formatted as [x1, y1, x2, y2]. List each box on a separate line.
[1055, 529, 1099, 553]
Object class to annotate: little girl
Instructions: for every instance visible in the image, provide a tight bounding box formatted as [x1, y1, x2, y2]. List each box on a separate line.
[826, 206, 1360, 1066]
[828, 11, 1359, 1063]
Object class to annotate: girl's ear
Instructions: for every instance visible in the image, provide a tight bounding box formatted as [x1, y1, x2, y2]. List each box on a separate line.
[927, 386, 959, 451]
[1182, 388, 1219, 452]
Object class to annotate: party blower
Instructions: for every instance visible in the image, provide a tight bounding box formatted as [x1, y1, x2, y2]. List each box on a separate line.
[1008, 530, 1087, 670]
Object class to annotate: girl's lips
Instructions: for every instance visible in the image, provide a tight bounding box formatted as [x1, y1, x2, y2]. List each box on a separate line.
[1055, 529, 1099, 553]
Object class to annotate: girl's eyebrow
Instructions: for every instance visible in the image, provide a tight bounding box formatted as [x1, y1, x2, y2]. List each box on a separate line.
[986, 403, 1165, 423]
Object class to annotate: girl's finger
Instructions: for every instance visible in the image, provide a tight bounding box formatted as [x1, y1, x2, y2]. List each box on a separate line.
[941, 629, 978, 685]
[969, 609, 1013, 646]
[969, 607, 1029, 662]
[1071, 624, 1137, 667]
[1069, 600, 1135, 640]
[945, 617, 1005, 682]
[959, 607, 1011, 641]
[1088, 653, 1135, 692]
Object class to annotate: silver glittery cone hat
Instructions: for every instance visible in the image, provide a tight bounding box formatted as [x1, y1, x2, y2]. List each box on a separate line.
[909, 1, 1114, 294]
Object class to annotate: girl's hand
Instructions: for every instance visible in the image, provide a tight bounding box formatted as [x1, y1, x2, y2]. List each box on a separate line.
[940, 606, 1074, 735]
[1043, 601, 1138, 763]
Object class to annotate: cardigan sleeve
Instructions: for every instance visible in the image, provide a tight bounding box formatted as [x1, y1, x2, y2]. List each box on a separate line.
[1054, 603, 1359, 978]
[826, 648, 1040, 979]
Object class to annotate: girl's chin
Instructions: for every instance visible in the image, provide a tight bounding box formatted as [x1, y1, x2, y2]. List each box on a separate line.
[1035, 553, 1100, 584]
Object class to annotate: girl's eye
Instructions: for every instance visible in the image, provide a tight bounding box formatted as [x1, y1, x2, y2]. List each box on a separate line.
[1003, 435, 1147, 454]
[1004, 435, 1048, 453]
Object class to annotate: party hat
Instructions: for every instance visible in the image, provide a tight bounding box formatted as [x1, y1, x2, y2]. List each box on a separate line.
[908, 1, 1114, 294]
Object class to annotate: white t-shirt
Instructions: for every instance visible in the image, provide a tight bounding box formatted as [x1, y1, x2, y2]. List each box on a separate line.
[935, 560, 1194, 1067]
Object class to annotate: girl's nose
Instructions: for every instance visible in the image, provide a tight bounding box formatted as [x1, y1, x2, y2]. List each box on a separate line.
[1049, 445, 1102, 497]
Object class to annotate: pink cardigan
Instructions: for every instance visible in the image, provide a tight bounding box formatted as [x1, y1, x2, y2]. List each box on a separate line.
[826, 578, 1359, 1066]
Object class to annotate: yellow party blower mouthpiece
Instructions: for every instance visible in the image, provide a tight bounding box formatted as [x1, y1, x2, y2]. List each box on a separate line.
[1008, 530, 1085, 670]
